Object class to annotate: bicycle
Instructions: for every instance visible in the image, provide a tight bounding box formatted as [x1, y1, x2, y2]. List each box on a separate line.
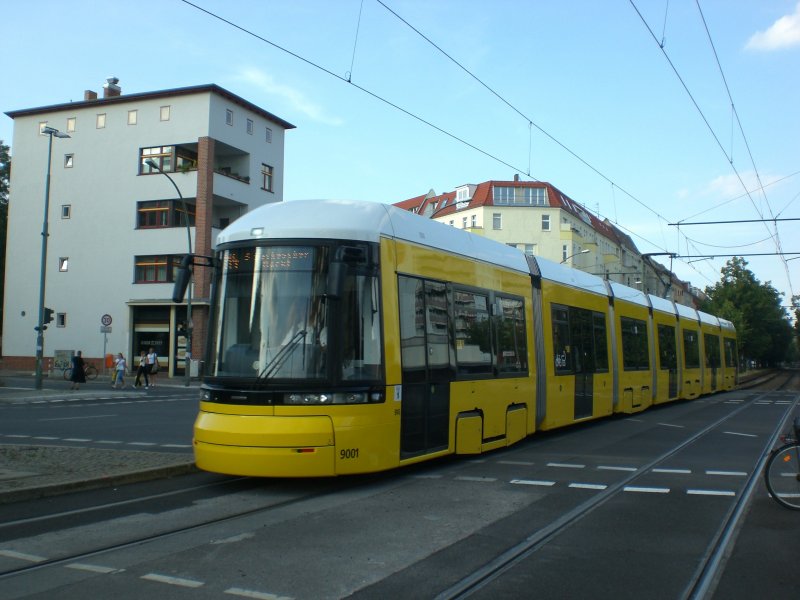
[764, 416, 800, 510]
[62, 363, 99, 381]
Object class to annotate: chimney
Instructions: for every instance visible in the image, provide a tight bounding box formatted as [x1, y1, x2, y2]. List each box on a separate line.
[84, 90, 98, 101]
[514, 173, 520, 182]
[103, 77, 121, 98]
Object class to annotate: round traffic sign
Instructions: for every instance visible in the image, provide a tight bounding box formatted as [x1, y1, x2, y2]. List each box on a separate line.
[101, 314, 113, 326]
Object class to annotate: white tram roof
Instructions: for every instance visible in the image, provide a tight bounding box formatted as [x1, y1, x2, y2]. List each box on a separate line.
[217, 199, 530, 274]
[648, 294, 677, 316]
[608, 281, 650, 308]
[534, 256, 609, 297]
[698, 310, 720, 327]
[675, 303, 700, 322]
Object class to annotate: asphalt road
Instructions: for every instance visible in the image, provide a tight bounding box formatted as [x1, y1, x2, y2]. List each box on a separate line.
[0, 384, 797, 599]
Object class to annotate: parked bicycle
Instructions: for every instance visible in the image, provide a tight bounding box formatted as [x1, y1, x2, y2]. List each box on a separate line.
[764, 416, 800, 510]
[62, 363, 99, 381]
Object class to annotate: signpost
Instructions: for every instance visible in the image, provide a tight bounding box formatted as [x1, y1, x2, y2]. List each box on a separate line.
[101, 314, 112, 371]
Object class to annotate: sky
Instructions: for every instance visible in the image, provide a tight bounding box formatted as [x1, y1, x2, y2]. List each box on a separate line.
[2, 0, 799, 306]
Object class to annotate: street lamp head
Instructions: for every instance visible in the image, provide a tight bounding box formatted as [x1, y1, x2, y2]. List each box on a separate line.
[41, 126, 70, 139]
[145, 158, 161, 171]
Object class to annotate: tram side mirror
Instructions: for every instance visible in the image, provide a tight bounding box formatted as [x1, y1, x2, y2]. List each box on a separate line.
[327, 246, 369, 299]
[172, 254, 194, 303]
[327, 261, 344, 299]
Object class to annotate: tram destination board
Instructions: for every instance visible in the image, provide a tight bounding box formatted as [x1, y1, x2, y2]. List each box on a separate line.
[224, 247, 315, 272]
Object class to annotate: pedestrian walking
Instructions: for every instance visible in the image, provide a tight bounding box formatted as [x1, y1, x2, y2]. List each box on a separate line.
[134, 350, 149, 388]
[146, 347, 159, 387]
[113, 352, 127, 389]
[69, 350, 87, 390]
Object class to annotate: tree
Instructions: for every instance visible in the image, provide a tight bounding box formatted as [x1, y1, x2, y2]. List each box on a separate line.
[0, 140, 9, 333]
[701, 257, 794, 367]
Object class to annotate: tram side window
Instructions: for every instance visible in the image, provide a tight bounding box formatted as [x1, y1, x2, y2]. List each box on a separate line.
[398, 277, 427, 382]
[552, 307, 572, 374]
[724, 338, 738, 369]
[683, 330, 700, 369]
[704, 334, 721, 369]
[453, 289, 492, 375]
[657, 324, 678, 371]
[593, 312, 608, 372]
[620, 316, 649, 371]
[495, 296, 527, 374]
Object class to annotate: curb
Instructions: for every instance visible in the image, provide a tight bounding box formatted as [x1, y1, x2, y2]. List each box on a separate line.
[0, 461, 198, 505]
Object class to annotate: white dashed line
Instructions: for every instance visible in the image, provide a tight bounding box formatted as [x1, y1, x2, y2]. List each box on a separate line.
[225, 587, 294, 600]
[497, 460, 535, 466]
[141, 573, 204, 588]
[128, 442, 157, 446]
[547, 462, 586, 469]
[414, 474, 443, 479]
[687, 489, 736, 497]
[723, 431, 757, 438]
[161, 444, 192, 449]
[510, 479, 556, 487]
[96, 440, 124, 444]
[455, 476, 497, 482]
[0, 550, 47, 563]
[66, 563, 123, 574]
[706, 470, 747, 477]
[597, 465, 637, 472]
[652, 468, 691, 474]
[5, 434, 30, 438]
[624, 486, 670, 494]
[63, 438, 92, 442]
[569, 483, 608, 490]
[657, 423, 685, 428]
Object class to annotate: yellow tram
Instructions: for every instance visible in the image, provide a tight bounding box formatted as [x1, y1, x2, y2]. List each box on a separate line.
[188, 200, 737, 477]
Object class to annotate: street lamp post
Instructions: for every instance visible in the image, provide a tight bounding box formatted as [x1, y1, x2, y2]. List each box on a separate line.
[561, 248, 590, 264]
[145, 159, 193, 386]
[34, 126, 70, 390]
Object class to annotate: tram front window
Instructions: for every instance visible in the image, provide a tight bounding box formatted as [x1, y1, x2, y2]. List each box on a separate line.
[213, 244, 382, 384]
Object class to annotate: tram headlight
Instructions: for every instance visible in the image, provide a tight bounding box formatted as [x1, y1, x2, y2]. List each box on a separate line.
[284, 392, 384, 405]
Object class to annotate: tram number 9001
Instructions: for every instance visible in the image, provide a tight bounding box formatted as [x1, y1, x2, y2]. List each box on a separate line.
[339, 448, 359, 460]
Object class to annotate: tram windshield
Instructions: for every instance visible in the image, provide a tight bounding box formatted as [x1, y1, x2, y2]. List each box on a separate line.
[212, 244, 382, 382]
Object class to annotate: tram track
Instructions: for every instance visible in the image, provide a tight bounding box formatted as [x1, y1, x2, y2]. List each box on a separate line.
[435, 379, 800, 600]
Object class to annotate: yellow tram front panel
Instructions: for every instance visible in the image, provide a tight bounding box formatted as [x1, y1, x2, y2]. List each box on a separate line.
[194, 393, 402, 477]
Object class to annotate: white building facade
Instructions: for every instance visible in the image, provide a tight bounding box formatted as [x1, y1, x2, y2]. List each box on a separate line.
[3, 79, 293, 375]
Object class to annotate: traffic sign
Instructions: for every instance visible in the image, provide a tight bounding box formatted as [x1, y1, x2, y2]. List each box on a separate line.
[101, 314, 113, 326]
[100, 325, 112, 333]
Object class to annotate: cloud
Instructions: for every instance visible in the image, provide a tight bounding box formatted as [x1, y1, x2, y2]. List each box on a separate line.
[237, 67, 344, 126]
[745, 2, 800, 51]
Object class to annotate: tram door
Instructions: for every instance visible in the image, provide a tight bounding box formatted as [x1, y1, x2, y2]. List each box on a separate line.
[572, 309, 594, 420]
[398, 277, 452, 458]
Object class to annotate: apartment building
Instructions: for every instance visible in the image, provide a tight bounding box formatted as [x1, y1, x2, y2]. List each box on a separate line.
[395, 178, 697, 306]
[3, 79, 294, 374]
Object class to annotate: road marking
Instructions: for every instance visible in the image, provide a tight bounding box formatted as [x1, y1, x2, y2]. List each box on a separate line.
[624, 486, 670, 494]
[657, 422, 685, 428]
[414, 474, 443, 479]
[723, 431, 757, 438]
[128, 442, 157, 446]
[510, 479, 556, 486]
[706, 470, 747, 477]
[569, 483, 608, 490]
[66, 563, 123, 574]
[4, 434, 30, 438]
[96, 440, 124, 444]
[687, 489, 736, 497]
[547, 462, 586, 469]
[141, 573, 204, 588]
[225, 587, 294, 600]
[33, 436, 59, 440]
[653, 468, 691, 474]
[597, 465, 637, 472]
[497, 460, 535, 466]
[0, 550, 47, 562]
[63, 438, 92, 442]
[455, 476, 497, 482]
[161, 444, 192, 449]
[39, 414, 116, 421]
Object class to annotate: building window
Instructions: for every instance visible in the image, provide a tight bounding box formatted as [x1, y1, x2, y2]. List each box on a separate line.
[61, 205, 71, 219]
[64, 154, 74, 168]
[96, 113, 106, 129]
[56, 313, 67, 328]
[58, 257, 69, 272]
[449, 220, 454, 226]
[226, 109, 233, 126]
[247, 119, 254, 135]
[493, 213, 502, 230]
[562, 244, 568, 262]
[139, 146, 197, 174]
[471, 214, 477, 227]
[261, 164, 274, 192]
[160, 106, 171, 121]
[66, 117, 76, 133]
[265, 127, 273, 143]
[462, 216, 467, 228]
[137, 200, 195, 228]
[493, 186, 548, 206]
[524, 244, 536, 256]
[134, 255, 184, 283]
[456, 187, 470, 202]
[542, 214, 551, 231]
[128, 110, 138, 125]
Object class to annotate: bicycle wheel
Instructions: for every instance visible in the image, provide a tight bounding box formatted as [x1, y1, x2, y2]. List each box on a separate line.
[85, 365, 98, 380]
[63, 368, 72, 381]
[765, 443, 800, 510]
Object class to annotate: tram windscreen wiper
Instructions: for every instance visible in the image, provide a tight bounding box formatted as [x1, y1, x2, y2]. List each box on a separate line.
[258, 330, 307, 380]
